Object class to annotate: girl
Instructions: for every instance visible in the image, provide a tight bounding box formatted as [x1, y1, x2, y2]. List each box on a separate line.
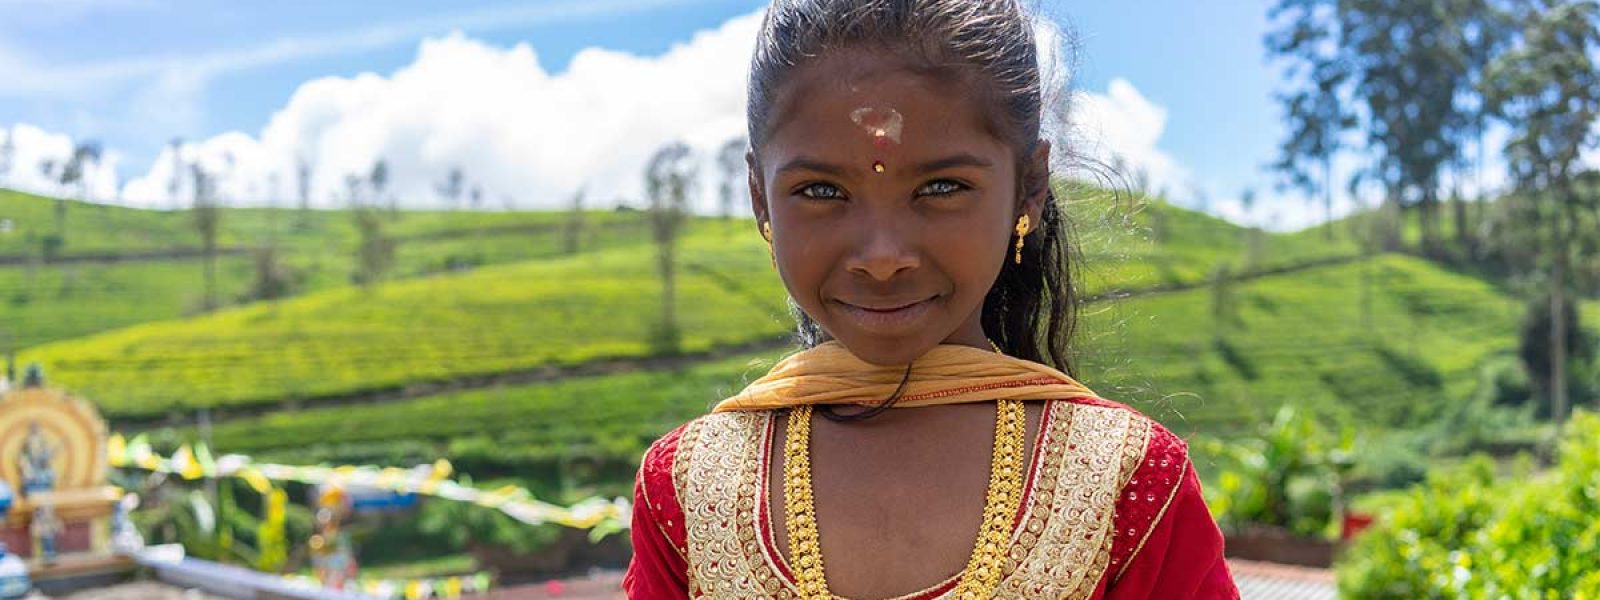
[625, 1, 1238, 598]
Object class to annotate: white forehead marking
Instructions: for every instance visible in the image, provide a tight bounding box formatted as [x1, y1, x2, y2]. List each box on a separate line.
[849, 107, 905, 144]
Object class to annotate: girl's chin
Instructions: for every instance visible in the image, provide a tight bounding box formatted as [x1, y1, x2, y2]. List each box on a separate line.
[827, 332, 947, 367]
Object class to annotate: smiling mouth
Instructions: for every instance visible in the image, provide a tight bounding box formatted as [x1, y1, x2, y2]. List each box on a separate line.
[849, 299, 927, 312]
[834, 296, 938, 332]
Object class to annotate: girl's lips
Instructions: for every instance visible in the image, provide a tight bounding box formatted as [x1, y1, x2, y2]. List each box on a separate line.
[834, 296, 936, 333]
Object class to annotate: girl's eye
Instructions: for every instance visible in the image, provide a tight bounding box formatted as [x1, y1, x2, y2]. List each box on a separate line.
[916, 179, 968, 196]
[798, 182, 846, 200]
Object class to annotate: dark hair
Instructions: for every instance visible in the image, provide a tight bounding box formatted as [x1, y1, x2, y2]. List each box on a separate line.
[747, 0, 1083, 419]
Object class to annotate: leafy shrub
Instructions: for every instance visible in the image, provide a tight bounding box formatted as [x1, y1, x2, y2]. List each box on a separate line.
[1200, 405, 1354, 539]
[1336, 411, 1600, 598]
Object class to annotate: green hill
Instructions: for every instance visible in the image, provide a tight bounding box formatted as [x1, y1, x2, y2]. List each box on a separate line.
[0, 187, 640, 258]
[18, 227, 787, 419]
[13, 188, 1361, 420]
[15, 186, 1596, 497]
[194, 254, 1585, 494]
[1, 187, 661, 348]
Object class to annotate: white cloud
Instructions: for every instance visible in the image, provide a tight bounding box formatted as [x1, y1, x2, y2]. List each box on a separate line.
[1066, 78, 1191, 200]
[114, 26, 1194, 218]
[0, 123, 121, 201]
[117, 12, 759, 212]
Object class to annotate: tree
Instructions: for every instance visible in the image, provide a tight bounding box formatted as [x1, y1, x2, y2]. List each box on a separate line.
[1267, 0, 1354, 240]
[1210, 262, 1237, 343]
[369, 159, 392, 215]
[1483, 0, 1600, 422]
[343, 174, 364, 209]
[56, 141, 101, 240]
[564, 188, 585, 255]
[295, 157, 313, 229]
[716, 137, 747, 225]
[191, 164, 221, 312]
[263, 173, 283, 243]
[244, 245, 297, 302]
[1449, 0, 1518, 255]
[1239, 188, 1266, 268]
[1334, 0, 1481, 255]
[351, 205, 395, 289]
[645, 142, 696, 353]
[168, 138, 186, 210]
[437, 167, 465, 210]
[0, 126, 14, 181]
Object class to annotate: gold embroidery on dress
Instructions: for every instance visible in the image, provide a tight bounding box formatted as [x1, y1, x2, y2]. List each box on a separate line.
[993, 404, 1148, 599]
[674, 402, 1149, 599]
[676, 412, 774, 598]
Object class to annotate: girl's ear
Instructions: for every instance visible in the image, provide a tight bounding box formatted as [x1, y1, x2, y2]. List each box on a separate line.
[1020, 140, 1052, 227]
[747, 150, 771, 226]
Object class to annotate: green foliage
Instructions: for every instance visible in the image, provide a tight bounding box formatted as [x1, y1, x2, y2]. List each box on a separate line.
[1199, 406, 1353, 539]
[130, 479, 314, 568]
[350, 207, 395, 287]
[416, 477, 563, 555]
[1337, 411, 1600, 598]
[244, 245, 302, 302]
[1518, 292, 1599, 415]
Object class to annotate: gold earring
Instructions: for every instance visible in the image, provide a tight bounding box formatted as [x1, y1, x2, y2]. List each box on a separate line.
[1013, 215, 1029, 264]
[762, 221, 775, 268]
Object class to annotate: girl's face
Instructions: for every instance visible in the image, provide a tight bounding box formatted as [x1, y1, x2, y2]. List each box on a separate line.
[751, 49, 1048, 366]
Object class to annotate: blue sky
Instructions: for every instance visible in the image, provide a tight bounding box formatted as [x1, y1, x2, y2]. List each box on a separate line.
[0, 0, 1304, 225]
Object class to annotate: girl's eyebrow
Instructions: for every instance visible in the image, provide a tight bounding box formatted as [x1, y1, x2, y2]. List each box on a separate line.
[776, 153, 992, 177]
[911, 153, 993, 174]
[777, 157, 847, 177]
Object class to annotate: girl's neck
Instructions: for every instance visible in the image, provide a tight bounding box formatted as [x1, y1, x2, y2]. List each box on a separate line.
[939, 320, 994, 352]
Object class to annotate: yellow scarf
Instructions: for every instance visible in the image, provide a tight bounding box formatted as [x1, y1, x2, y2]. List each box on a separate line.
[712, 340, 1099, 413]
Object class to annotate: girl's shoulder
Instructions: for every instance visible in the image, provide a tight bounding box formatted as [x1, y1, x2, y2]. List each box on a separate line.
[1055, 395, 1190, 460]
[1049, 396, 1202, 582]
[635, 411, 771, 496]
[1050, 395, 1192, 509]
[638, 411, 771, 480]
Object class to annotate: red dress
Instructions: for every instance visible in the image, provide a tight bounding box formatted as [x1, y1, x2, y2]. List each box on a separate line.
[624, 397, 1238, 599]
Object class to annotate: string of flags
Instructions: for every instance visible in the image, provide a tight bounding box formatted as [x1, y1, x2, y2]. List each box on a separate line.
[106, 433, 632, 531]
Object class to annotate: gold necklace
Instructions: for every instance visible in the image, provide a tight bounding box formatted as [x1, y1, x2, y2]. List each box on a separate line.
[783, 342, 1026, 600]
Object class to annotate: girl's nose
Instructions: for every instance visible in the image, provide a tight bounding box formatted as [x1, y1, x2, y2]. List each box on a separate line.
[844, 212, 920, 281]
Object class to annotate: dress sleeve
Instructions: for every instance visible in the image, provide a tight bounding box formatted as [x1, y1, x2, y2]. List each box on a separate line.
[623, 425, 691, 599]
[1103, 423, 1239, 600]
